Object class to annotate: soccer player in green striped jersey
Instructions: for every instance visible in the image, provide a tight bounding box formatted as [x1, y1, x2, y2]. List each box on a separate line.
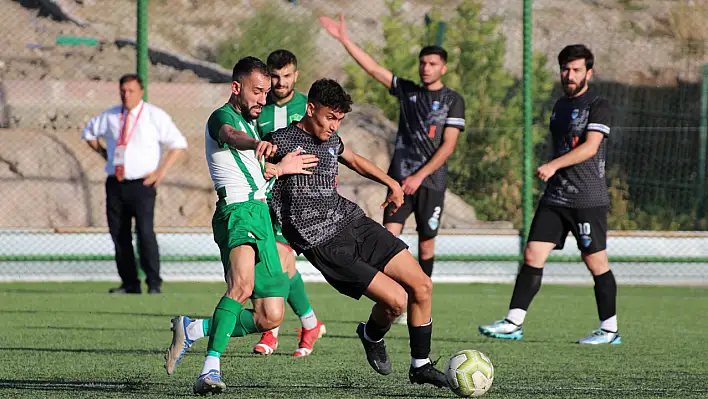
[164, 56, 319, 395]
[257, 49, 308, 135]
[253, 49, 327, 357]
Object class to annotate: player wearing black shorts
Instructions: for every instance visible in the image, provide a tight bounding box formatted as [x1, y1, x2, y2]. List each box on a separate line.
[479, 44, 621, 345]
[320, 16, 465, 286]
[265, 79, 448, 388]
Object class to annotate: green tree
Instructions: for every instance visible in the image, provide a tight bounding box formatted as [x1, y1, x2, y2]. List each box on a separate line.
[214, 5, 318, 93]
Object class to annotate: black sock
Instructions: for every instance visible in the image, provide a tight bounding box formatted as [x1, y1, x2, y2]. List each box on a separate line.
[419, 257, 434, 277]
[593, 270, 617, 326]
[365, 313, 391, 342]
[408, 319, 432, 362]
[508, 264, 544, 312]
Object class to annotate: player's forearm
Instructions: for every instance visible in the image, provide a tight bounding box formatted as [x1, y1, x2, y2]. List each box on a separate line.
[549, 143, 598, 170]
[340, 37, 392, 87]
[416, 143, 455, 178]
[219, 126, 258, 151]
[350, 155, 398, 189]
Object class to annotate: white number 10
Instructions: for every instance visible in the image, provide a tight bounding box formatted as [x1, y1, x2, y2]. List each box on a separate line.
[577, 222, 591, 235]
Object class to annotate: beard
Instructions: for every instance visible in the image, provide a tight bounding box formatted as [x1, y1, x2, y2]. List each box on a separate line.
[562, 76, 588, 97]
[272, 85, 294, 100]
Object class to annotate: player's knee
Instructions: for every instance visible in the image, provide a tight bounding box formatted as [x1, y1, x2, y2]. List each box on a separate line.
[383, 288, 408, 318]
[408, 274, 433, 304]
[225, 282, 254, 303]
[256, 305, 284, 331]
[524, 246, 546, 268]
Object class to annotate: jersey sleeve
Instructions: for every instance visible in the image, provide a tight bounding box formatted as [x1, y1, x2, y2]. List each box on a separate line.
[206, 109, 237, 146]
[587, 98, 611, 136]
[337, 135, 345, 155]
[444, 93, 466, 131]
[389, 75, 418, 99]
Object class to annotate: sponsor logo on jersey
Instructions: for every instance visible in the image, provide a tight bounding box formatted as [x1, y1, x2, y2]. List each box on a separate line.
[409, 95, 417, 103]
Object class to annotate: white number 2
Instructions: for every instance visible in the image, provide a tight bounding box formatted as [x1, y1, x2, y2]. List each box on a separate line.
[577, 222, 591, 235]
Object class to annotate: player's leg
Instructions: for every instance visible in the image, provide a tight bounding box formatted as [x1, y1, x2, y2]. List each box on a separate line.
[413, 186, 445, 278]
[353, 217, 446, 387]
[380, 249, 447, 388]
[383, 193, 413, 324]
[479, 204, 567, 340]
[573, 207, 620, 344]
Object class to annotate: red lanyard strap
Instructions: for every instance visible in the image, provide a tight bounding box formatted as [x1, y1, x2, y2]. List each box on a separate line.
[118, 102, 145, 146]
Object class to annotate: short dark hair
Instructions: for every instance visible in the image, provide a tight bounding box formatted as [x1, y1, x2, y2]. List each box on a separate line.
[232, 56, 269, 82]
[267, 49, 298, 71]
[558, 44, 594, 70]
[307, 79, 352, 114]
[119, 74, 143, 89]
[419, 45, 448, 63]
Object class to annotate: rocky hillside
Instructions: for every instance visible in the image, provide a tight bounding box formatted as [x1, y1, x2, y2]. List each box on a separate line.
[1, 0, 706, 86]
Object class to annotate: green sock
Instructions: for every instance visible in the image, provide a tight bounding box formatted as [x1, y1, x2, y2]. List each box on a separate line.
[202, 309, 258, 338]
[231, 308, 259, 337]
[207, 296, 242, 354]
[202, 318, 210, 336]
[287, 271, 312, 317]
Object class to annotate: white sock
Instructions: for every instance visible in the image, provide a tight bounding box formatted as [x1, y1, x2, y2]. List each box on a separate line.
[600, 315, 618, 333]
[201, 355, 220, 375]
[505, 308, 527, 326]
[186, 319, 205, 341]
[300, 309, 318, 330]
[363, 324, 383, 343]
[411, 357, 431, 368]
[270, 326, 280, 338]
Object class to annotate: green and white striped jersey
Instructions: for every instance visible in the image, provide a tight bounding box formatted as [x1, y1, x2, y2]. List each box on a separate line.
[256, 91, 308, 135]
[205, 103, 274, 204]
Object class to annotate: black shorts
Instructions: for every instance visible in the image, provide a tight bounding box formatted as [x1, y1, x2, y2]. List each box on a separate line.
[302, 217, 409, 299]
[382, 185, 445, 238]
[527, 203, 608, 254]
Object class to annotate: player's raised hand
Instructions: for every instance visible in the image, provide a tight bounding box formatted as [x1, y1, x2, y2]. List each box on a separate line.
[382, 182, 404, 214]
[278, 148, 319, 176]
[255, 141, 277, 158]
[319, 15, 348, 41]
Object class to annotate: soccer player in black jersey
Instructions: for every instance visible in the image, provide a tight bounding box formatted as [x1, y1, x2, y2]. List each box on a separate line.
[320, 17, 466, 325]
[479, 44, 620, 345]
[265, 79, 448, 387]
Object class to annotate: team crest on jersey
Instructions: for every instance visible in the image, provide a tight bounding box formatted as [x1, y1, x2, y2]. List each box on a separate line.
[328, 147, 336, 157]
[580, 235, 592, 248]
[288, 113, 303, 123]
[551, 112, 556, 121]
[571, 109, 579, 120]
[409, 95, 417, 103]
[432, 101, 440, 111]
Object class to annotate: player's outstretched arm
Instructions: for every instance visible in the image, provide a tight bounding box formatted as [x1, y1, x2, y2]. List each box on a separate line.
[319, 15, 394, 89]
[219, 124, 277, 158]
[264, 149, 319, 180]
[339, 146, 404, 212]
[537, 131, 604, 182]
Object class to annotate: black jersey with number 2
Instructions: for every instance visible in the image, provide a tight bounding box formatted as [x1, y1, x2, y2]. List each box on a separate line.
[388, 76, 465, 192]
[542, 89, 612, 208]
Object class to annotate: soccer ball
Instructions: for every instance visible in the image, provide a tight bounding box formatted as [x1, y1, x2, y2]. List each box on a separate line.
[445, 349, 494, 397]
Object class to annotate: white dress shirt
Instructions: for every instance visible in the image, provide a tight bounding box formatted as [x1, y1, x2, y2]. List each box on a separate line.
[82, 101, 188, 180]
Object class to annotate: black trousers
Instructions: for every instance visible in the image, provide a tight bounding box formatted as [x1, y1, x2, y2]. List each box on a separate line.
[106, 176, 161, 290]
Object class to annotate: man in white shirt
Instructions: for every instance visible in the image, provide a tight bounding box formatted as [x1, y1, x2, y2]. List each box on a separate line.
[82, 74, 188, 294]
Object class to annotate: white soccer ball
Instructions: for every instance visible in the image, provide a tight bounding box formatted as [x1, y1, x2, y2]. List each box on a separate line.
[445, 349, 494, 397]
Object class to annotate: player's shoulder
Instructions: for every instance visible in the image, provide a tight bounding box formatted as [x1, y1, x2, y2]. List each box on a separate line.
[589, 92, 611, 110]
[443, 87, 464, 102]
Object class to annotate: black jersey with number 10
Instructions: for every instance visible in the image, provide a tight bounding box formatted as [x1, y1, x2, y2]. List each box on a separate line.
[542, 89, 612, 208]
